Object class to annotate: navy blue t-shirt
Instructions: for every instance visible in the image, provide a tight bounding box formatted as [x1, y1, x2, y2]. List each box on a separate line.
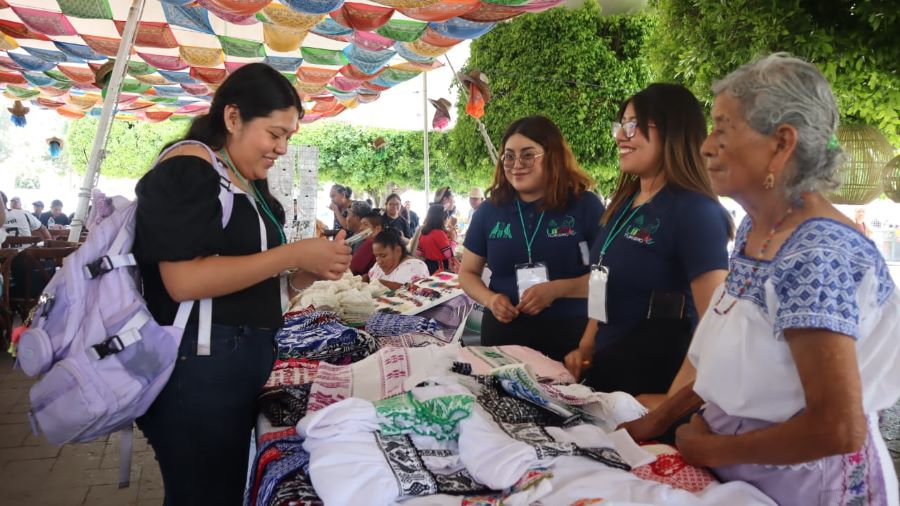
[464, 191, 605, 318]
[589, 186, 730, 348]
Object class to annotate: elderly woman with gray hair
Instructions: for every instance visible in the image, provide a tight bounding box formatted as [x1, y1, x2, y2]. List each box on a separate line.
[622, 53, 900, 505]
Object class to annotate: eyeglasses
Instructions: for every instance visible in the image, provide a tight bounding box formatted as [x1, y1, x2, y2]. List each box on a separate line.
[501, 152, 544, 168]
[611, 120, 642, 139]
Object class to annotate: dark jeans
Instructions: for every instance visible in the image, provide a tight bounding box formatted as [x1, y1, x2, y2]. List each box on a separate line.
[137, 323, 276, 506]
[481, 310, 587, 363]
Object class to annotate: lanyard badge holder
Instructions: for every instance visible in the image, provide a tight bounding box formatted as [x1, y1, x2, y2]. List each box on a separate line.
[589, 194, 645, 323]
[515, 201, 549, 300]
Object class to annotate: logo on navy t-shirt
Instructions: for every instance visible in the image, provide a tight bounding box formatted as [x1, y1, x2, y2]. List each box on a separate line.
[624, 214, 660, 245]
[488, 221, 513, 240]
[546, 215, 577, 238]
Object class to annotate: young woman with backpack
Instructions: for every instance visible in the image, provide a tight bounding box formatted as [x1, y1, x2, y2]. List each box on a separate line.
[133, 63, 351, 505]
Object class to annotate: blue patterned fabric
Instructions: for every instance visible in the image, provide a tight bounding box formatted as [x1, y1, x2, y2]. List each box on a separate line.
[157, 70, 197, 84]
[53, 41, 107, 61]
[244, 434, 314, 506]
[310, 18, 353, 37]
[263, 56, 304, 72]
[161, 2, 215, 34]
[365, 312, 441, 337]
[22, 72, 56, 87]
[22, 46, 77, 64]
[7, 52, 56, 72]
[342, 44, 395, 75]
[394, 42, 435, 64]
[282, 0, 346, 15]
[427, 18, 495, 39]
[728, 217, 895, 340]
[277, 311, 376, 364]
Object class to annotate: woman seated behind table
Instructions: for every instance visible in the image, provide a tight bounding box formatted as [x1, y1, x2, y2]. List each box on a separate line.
[459, 115, 605, 363]
[623, 54, 900, 506]
[417, 203, 458, 274]
[368, 228, 429, 289]
[564, 84, 732, 399]
[349, 209, 384, 276]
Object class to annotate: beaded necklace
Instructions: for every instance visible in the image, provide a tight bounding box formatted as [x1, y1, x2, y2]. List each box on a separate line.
[713, 207, 793, 315]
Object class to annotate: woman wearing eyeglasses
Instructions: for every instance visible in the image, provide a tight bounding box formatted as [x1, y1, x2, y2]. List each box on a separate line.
[459, 115, 604, 362]
[563, 83, 732, 403]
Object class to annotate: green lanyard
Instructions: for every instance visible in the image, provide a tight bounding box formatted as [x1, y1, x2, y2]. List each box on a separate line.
[516, 200, 545, 264]
[218, 149, 286, 245]
[596, 193, 644, 267]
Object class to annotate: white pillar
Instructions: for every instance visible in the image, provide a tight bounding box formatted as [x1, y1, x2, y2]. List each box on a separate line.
[423, 71, 430, 209]
[68, 0, 147, 242]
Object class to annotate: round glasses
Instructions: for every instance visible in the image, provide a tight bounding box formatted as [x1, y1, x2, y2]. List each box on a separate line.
[611, 120, 657, 140]
[501, 152, 544, 169]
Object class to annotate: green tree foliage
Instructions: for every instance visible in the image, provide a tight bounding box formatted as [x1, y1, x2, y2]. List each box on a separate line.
[67, 117, 189, 178]
[292, 122, 470, 203]
[650, 0, 900, 145]
[448, 0, 656, 195]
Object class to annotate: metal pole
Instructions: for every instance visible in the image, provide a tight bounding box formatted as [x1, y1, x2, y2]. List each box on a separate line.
[423, 72, 430, 209]
[68, 0, 148, 241]
[443, 56, 499, 166]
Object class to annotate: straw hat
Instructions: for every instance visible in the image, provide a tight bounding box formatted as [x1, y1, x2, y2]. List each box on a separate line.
[457, 70, 491, 102]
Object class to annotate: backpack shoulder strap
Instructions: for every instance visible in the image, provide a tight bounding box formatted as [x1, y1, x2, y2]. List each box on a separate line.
[152, 140, 235, 228]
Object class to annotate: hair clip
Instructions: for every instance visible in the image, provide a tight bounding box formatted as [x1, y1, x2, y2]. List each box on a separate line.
[826, 134, 840, 151]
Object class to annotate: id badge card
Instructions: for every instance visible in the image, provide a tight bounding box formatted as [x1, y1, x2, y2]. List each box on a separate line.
[588, 265, 609, 323]
[515, 262, 549, 300]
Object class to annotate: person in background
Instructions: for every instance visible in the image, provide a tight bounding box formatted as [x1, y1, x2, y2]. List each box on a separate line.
[132, 63, 351, 505]
[383, 193, 412, 239]
[854, 207, 871, 238]
[564, 84, 731, 402]
[2, 192, 50, 240]
[350, 209, 384, 276]
[464, 188, 486, 233]
[369, 229, 429, 288]
[459, 115, 605, 362]
[40, 199, 71, 228]
[346, 200, 371, 235]
[624, 54, 899, 506]
[403, 200, 420, 230]
[9, 197, 22, 210]
[31, 201, 44, 220]
[329, 184, 353, 232]
[417, 204, 457, 274]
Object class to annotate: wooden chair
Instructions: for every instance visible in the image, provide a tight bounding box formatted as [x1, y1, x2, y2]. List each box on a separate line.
[2, 236, 42, 249]
[44, 240, 80, 248]
[8, 246, 78, 321]
[48, 228, 71, 239]
[0, 248, 19, 348]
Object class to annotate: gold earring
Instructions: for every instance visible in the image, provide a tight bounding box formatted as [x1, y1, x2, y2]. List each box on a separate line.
[763, 172, 775, 190]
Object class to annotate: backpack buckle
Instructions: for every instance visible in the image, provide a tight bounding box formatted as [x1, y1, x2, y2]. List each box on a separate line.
[90, 335, 125, 360]
[84, 256, 114, 279]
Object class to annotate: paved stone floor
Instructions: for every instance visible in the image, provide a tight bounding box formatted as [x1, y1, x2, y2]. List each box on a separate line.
[0, 349, 897, 505]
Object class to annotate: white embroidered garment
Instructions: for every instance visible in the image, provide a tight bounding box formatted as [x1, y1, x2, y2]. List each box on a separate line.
[690, 218, 900, 422]
[369, 257, 430, 284]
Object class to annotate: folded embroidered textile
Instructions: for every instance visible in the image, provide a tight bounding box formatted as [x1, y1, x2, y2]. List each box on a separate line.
[531, 456, 776, 506]
[299, 384, 487, 505]
[458, 345, 576, 384]
[289, 272, 388, 319]
[306, 345, 460, 413]
[489, 364, 647, 432]
[259, 384, 312, 427]
[631, 443, 717, 494]
[456, 376, 655, 490]
[263, 359, 321, 389]
[245, 433, 315, 506]
[365, 311, 441, 337]
[375, 331, 449, 349]
[276, 310, 377, 364]
[393, 467, 556, 506]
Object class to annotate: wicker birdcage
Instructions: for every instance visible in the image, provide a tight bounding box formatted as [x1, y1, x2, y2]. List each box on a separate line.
[828, 125, 893, 205]
[883, 154, 900, 203]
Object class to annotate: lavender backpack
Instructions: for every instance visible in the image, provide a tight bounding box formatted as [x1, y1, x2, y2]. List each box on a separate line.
[15, 141, 236, 485]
